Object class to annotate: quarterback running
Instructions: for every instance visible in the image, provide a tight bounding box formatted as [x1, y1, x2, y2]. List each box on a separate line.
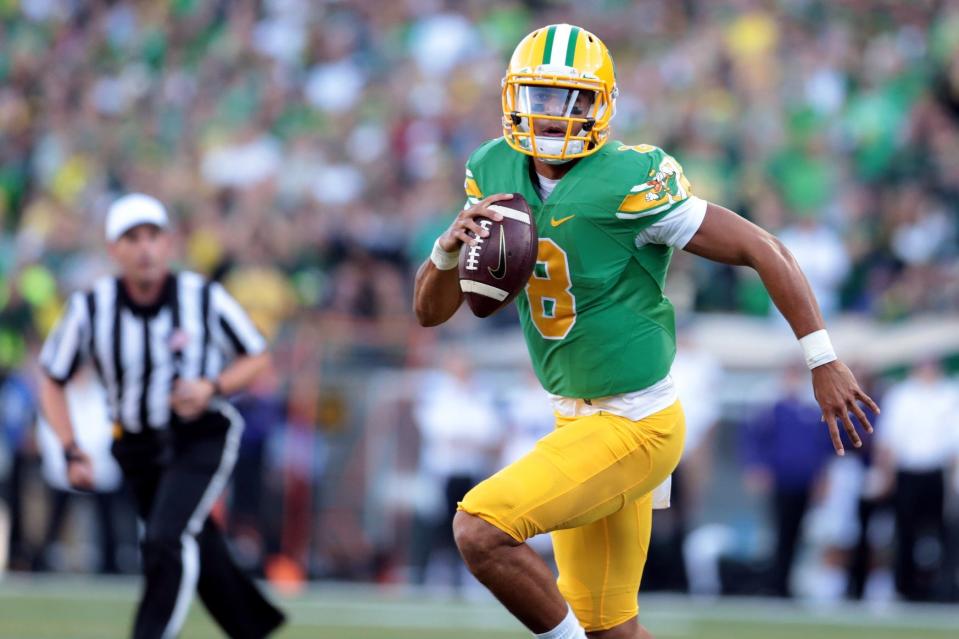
[413, 24, 878, 639]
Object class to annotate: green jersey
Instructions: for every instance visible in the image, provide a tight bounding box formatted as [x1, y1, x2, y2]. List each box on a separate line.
[464, 138, 699, 399]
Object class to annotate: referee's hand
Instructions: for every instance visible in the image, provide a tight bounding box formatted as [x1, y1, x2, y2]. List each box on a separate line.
[66, 448, 95, 492]
[171, 378, 215, 421]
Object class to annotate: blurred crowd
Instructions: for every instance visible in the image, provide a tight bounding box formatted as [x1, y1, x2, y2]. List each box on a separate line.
[2, 0, 959, 603]
[3, 0, 959, 352]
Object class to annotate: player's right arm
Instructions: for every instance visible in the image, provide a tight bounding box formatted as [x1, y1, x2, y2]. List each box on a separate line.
[413, 194, 511, 326]
[37, 292, 95, 490]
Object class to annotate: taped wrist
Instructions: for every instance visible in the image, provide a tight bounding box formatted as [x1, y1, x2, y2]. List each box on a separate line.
[800, 329, 837, 369]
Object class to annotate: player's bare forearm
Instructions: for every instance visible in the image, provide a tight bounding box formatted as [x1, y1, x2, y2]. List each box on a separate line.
[413, 259, 464, 327]
[414, 193, 513, 327]
[684, 203, 823, 338]
[217, 350, 270, 395]
[38, 373, 78, 448]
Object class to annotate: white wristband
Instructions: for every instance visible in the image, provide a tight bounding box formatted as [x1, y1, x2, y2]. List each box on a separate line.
[799, 329, 837, 370]
[430, 238, 460, 271]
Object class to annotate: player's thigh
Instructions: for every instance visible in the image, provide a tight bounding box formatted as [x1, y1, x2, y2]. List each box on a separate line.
[459, 401, 684, 541]
[552, 493, 652, 632]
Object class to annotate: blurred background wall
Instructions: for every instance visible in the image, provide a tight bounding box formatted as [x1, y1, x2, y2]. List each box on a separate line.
[1, 0, 958, 605]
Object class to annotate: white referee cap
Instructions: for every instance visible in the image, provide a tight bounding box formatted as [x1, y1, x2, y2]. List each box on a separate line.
[105, 193, 169, 242]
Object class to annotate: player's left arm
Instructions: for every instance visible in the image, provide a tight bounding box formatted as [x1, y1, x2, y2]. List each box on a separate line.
[683, 202, 880, 455]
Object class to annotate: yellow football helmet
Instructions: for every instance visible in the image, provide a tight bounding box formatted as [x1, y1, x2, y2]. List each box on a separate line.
[502, 24, 618, 164]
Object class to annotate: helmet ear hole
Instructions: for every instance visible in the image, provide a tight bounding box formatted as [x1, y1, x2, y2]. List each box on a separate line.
[511, 112, 522, 125]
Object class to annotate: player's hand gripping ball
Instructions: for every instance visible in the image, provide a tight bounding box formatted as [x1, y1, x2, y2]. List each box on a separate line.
[458, 193, 538, 317]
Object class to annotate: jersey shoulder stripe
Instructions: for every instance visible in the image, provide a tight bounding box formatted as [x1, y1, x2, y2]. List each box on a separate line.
[464, 175, 483, 199]
[610, 143, 693, 218]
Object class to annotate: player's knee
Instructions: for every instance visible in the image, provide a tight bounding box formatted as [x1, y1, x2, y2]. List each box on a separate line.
[585, 618, 650, 639]
[452, 511, 513, 568]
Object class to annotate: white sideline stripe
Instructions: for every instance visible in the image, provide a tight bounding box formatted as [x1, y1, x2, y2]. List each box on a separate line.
[460, 280, 509, 301]
[160, 403, 243, 639]
[254, 599, 959, 632]
[549, 24, 572, 66]
[486, 204, 530, 224]
[4, 580, 959, 633]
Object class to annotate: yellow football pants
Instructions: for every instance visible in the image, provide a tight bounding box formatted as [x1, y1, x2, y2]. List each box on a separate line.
[459, 400, 685, 631]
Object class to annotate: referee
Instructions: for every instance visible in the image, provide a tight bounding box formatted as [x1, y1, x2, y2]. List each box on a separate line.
[38, 194, 286, 639]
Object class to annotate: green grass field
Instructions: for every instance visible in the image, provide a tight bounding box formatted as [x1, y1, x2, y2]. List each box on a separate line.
[1, 575, 956, 639]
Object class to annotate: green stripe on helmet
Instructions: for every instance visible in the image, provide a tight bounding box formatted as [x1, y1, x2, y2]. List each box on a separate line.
[565, 26, 580, 66]
[542, 26, 556, 65]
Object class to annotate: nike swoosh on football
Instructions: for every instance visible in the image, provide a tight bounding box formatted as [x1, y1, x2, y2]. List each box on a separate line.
[488, 227, 508, 280]
[550, 214, 576, 227]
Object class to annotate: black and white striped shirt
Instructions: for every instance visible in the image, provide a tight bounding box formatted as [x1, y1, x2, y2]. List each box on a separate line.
[40, 271, 266, 432]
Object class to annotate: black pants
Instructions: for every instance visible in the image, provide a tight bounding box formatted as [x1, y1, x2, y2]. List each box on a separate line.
[112, 407, 285, 639]
[893, 469, 946, 601]
[847, 495, 881, 600]
[411, 474, 476, 587]
[2, 450, 31, 569]
[772, 486, 811, 597]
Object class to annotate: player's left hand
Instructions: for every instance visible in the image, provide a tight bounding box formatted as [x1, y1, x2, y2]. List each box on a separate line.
[811, 360, 880, 456]
[171, 379, 215, 420]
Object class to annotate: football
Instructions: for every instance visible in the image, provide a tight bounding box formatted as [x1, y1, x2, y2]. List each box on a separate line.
[459, 193, 538, 318]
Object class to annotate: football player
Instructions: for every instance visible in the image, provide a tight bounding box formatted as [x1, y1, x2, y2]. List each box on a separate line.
[413, 24, 878, 639]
